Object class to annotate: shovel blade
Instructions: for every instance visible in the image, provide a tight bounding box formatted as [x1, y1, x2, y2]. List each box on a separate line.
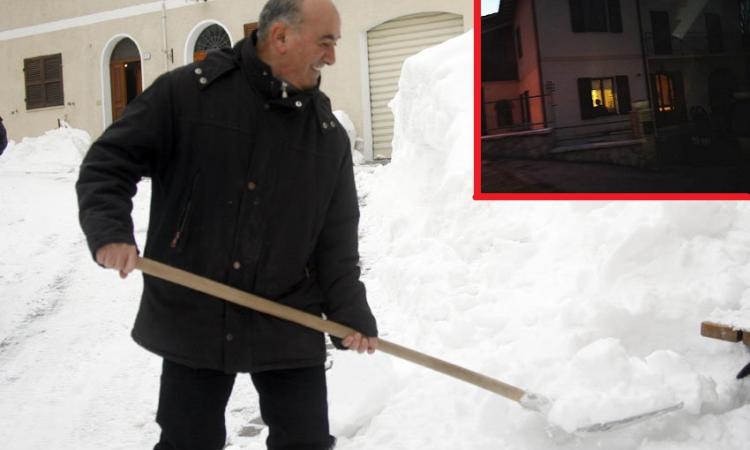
[574, 402, 684, 434]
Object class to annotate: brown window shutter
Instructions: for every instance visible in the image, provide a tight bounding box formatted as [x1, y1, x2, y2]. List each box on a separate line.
[578, 78, 595, 119]
[608, 0, 623, 33]
[24, 54, 64, 109]
[569, 0, 585, 32]
[44, 55, 62, 80]
[615, 75, 631, 114]
[24, 57, 44, 109]
[44, 54, 64, 107]
[45, 82, 64, 105]
[24, 58, 42, 83]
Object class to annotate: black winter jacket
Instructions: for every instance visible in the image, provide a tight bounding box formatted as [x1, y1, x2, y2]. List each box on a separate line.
[76, 37, 377, 373]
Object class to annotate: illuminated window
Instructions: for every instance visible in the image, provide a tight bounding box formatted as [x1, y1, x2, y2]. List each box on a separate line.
[590, 78, 617, 113]
[577, 76, 631, 119]
[654, 73, 675, 112]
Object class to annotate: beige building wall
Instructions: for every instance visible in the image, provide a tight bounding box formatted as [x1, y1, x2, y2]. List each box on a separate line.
[0, 0, 473, 159]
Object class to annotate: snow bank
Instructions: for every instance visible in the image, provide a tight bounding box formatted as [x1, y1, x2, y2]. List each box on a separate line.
[341, 29, 750, 449]
[0, 121, 89, 173]
[333, 110, 365, 165]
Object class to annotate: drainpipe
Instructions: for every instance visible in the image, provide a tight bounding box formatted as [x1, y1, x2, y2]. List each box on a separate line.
[636, 0, 658, 137]
[161, 0, 170, 71]
[530, 0, 547, 128]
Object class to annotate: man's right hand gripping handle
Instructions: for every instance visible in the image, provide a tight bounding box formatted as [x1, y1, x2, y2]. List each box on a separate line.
[96, 243, 138, 279]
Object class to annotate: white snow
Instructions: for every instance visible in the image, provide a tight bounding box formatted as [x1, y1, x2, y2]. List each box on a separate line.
[2, 29, 750, 450]
[332, 110, 366, 165]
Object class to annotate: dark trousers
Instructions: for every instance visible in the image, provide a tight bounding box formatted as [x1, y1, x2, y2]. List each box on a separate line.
[154, 359, 335, 450]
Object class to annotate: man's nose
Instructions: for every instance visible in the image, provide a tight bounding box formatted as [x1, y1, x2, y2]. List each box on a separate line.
[324, 47, 336, 66]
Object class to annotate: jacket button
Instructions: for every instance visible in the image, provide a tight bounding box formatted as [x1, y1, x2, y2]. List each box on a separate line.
[330, 121, 336, 128]
[263, 103, 270, 110]
[295, 100, 302, 108]
[247, 181, 257, 190]
[226, 333, 234, 342]
[232, 261, 241, 270]
[322, 122, 328, 129]
[253, 199, 260, 206]
[194, 67, 203, 75]
[199, 77, 208, 85]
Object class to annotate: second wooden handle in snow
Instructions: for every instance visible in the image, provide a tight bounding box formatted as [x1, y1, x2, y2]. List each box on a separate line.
[135, 257, 527, 403]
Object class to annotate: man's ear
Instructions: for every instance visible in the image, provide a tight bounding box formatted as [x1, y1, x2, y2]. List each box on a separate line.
[269, 22, 289, 54]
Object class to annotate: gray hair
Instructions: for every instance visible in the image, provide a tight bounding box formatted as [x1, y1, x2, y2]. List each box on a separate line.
[257, 0, 304, 42]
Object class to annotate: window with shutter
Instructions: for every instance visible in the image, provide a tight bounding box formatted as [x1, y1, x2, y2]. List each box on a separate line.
[578, 75, 630, 119]
[569, 0, 623, 33]
[24, 54, 64, 110]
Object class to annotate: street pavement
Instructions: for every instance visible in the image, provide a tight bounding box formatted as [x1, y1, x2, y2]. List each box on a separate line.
[481, 158, 750, 194]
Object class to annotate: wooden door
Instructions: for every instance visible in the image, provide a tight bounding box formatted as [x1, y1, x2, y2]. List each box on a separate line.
[110, 61, 127, 121]
[110, 59, 142, 121]
[244, 22, 258, 38]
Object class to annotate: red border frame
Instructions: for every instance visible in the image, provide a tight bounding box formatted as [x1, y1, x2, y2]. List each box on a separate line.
[472, 0, 750, 201]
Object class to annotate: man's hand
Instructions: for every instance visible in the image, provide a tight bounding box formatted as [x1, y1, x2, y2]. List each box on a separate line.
[342, 332, 378, 354]
[95, 243, 138, 279]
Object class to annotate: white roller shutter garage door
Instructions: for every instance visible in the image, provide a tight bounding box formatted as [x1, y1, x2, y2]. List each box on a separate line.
[367, 12, 464, 159]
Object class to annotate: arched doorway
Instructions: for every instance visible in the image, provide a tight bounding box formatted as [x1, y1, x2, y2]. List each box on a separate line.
[109, 38, 142, 121]
[193, 24, 231, 62]
[365, 12, 464, 159]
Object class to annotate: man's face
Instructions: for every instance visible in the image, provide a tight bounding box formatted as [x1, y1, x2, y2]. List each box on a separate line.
[281, 0, 341, 90]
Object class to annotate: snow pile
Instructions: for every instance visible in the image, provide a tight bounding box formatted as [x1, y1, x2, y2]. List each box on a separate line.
[0, 121, 89, 173]
[333, 110, 365, 165]
[337, 29, 750, 449]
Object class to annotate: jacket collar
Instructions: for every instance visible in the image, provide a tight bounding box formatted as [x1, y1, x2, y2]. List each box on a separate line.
[238, 33, 316, 101]
[236, 33, 338, 134]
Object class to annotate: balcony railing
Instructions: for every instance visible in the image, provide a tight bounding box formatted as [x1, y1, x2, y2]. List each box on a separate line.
[644, 31, 750, 57]
[482, 94, 550, 135]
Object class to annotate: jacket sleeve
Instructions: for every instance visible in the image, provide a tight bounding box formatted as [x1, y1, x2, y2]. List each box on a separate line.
[0, 120, 7, 154]
[315, 147, 378, 345]
[76, 73, 174, 259]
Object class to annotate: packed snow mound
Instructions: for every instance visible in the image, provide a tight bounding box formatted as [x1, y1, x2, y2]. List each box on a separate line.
[352, 27, 750, 448]
[389, 30, 472, 187]
[0, 122, 90, 173]
[333, 110, 365, 165]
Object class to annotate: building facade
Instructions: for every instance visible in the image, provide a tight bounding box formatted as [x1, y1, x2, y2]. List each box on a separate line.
[483, 0, 750, 156]
[0, 0, 473, 160]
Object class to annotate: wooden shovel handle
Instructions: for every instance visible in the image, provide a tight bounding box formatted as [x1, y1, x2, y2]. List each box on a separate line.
[135, 257, 527, 403]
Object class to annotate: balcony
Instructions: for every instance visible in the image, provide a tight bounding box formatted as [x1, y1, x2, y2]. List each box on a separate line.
[643, 32, 750, 57]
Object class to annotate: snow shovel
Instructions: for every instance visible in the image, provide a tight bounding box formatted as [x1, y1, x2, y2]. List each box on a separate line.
[135, 257, 682, 434]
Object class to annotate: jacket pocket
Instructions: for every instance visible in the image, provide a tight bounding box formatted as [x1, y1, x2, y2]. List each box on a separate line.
[170, 170, 201, 251]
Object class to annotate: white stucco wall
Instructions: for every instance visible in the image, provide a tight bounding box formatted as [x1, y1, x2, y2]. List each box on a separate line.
[0, 0, 473, 147]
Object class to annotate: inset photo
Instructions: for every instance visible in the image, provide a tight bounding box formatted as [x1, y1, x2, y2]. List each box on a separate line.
[479, 0, 750, 196]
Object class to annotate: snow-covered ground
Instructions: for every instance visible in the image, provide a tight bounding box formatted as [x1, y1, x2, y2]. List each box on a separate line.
[3, 31, 750, 449]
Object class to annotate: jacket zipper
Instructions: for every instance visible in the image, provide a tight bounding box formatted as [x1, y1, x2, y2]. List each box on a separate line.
[170, 171, 201, 249]
[170, 199, 193, 249]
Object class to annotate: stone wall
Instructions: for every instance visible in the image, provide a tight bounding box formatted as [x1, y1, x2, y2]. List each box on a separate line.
[482, 128, 658, 169]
